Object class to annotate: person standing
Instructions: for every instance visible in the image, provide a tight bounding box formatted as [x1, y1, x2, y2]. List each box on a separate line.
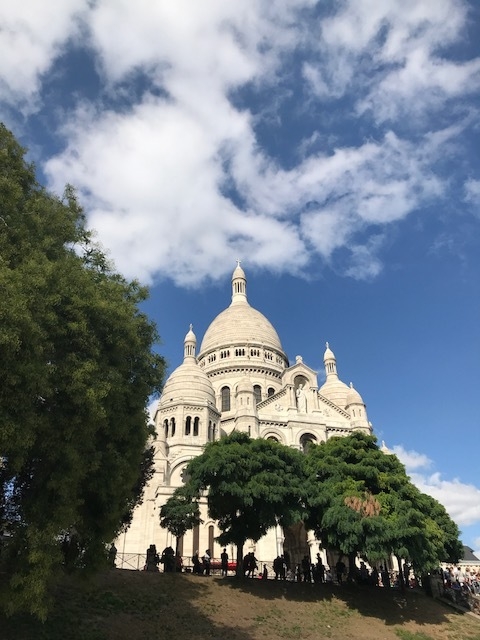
[336, 558, 346, 585]
[273, 555, 283, 580]
[203, 549, 211, 576]
[302, 555, 311, 582]
[192, 550, 201, 574]
[316, 554, 325, 583]
[221, 547, 229, 577]
[108, 543, 117, 568]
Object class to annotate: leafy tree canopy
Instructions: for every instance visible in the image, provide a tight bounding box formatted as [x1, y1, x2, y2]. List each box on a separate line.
[0, 124, 165, 617]
[160, 489, 202, 550]
[180, 432, 306, 571]
[304, 432, 462, 575]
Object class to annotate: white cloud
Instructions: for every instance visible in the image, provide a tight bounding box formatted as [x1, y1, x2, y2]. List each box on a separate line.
[1, 1, 478, 285]
[394, 445, 480, 529]
[465, 179, 480, 207]
[0, 0, 85, 110]
[308, 0, 480, 124]
[411, 473, 480, 528]
[393, 445, 432, 471]
[359, 52, 480, 124]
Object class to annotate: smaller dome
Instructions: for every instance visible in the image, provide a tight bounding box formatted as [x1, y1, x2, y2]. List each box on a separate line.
[232, 261, 246, 280]
[319, 378, 350, 408]
[320, 341, 349, 407]
[160, 361, 216, 407]
[160, 325, 216, 407]
[380, 440, 392, 455]
[324, 342, 335, 361]
[346, 382, 364, 405]
[185, 324, 195, 342]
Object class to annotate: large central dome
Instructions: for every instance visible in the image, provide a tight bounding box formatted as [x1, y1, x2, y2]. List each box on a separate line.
[199, 264, 284, 355]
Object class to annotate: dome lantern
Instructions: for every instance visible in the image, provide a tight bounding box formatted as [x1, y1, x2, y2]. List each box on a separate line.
[319, 342, 350, 408]
[231, 260, 247, 305]
[184, 324, 196, 361]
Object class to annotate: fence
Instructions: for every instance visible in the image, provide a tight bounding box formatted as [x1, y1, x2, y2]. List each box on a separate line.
[115, 553, 276, 577]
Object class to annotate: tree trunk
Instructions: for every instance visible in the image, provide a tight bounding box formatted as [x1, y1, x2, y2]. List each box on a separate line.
[348, 551, 357, 582]
[397, 555, 405, 592]
[236, 541, 244, 578]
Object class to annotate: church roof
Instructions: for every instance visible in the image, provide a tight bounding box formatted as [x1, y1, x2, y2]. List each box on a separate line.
[319, 342, 350, 408]
[199, 264, 285, 355]
[462, 546, 480, 562]
[346, 382, 364, 405]
[160, 326, 216, 407]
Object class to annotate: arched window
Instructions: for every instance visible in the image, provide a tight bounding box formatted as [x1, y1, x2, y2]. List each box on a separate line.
[193, 525, 200, 557]
[208, 525, 215, 557]
[221, 386, 231, 412]
[253, 385, 262, 405]
[267, 435, 279, 443]
[193, 416, 199, 436]
[170, 417, 176, 437]
[164, 419, 169, 438]
[300, 433, 316, 453]
[267, 387, 275, 397]
[185, 415, 191, 436]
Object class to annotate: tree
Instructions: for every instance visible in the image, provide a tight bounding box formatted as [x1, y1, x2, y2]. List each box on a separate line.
[304, 432, 461, 583]
[0, 124, 165, 617]
[180, 432, 306, 575]
[160, 490, 202, 553]
[390, 489, 462, 573]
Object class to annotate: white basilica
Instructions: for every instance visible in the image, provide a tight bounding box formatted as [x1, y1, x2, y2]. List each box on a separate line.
[118, 263, 373, 565]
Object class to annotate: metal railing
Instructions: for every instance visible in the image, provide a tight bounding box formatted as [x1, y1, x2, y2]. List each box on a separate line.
[115, 553, 276, 576]
[116, 553, 147, 571]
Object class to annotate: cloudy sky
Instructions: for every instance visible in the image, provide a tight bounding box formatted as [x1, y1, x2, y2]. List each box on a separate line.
[2, 0, 479, 556]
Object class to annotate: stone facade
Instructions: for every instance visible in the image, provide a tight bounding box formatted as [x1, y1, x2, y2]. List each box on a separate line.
[118, 263, 372, 565]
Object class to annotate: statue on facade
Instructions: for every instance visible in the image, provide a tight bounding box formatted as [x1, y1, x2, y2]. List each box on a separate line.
[296, 384, 307, 413]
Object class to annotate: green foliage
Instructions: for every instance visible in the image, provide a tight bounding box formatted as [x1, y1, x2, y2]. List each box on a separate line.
[0, 124, 166, 617]
[160, 490, 202, 547]
[180, 432, 306, 568]
[304, 432, 462, 573]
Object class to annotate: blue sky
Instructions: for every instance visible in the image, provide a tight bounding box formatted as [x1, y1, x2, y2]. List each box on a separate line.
[1, 1, 479, 556]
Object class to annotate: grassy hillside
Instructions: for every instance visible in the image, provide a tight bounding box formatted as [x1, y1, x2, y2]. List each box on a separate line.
[1, 569, 479, 640]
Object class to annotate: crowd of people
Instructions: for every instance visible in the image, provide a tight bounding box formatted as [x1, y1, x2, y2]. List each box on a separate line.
[144, 544, 184, 572]
[141, 543, 480, 602]
[269, 552, 394, 587]
[443, 565, 480, 595]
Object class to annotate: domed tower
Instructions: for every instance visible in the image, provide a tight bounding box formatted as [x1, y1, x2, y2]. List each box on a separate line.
[319, 342, 350, 408]
[234, 376, 259, 437]
[198, 263, 289, 425]
[345, 382, 370, 432]
[156, 325, 220, 463]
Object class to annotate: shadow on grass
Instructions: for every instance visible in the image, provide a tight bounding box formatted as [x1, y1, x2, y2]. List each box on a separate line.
[0, 570, 256, 640]
[217, 577, 471, 628]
